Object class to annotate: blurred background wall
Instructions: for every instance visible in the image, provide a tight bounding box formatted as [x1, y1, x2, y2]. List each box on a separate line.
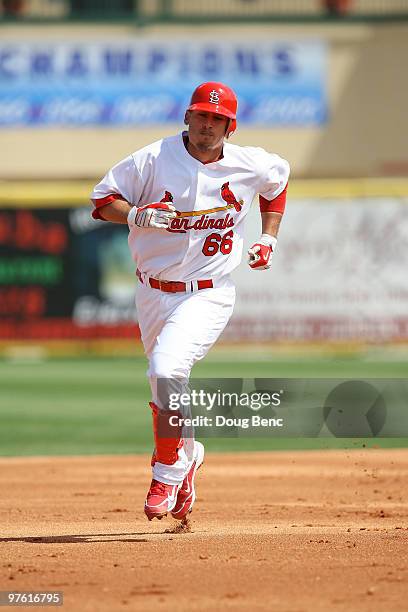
[1, 0, 408, 355]
[1, 19, 407, 179]
[1, 0, 408, 179]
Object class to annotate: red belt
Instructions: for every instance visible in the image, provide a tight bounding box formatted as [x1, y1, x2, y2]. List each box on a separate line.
[136, 269, 213, 293]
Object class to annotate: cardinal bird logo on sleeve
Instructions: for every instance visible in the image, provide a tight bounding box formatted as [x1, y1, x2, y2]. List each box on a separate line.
[221, 182, 243, 212]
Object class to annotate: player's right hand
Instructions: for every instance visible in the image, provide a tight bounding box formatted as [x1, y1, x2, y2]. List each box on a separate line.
[128, 203, 177, 229]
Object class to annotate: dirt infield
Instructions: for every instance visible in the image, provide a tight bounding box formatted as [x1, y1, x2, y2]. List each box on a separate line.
[1, 450, 408, 611]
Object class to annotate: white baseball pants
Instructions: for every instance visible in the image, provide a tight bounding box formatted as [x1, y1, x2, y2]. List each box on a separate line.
[136, 275, 235, 484]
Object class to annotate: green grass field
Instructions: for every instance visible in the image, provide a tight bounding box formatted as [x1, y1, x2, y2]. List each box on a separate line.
[0, 353, 407, 456]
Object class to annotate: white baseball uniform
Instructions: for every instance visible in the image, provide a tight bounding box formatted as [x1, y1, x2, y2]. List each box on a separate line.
[92, 131, 290, 484]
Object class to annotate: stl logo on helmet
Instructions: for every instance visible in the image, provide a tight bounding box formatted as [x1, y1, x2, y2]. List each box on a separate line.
[209, 90, 220, 104]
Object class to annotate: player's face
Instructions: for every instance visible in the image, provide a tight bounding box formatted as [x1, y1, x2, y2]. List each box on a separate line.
[185, 110, 229, 153]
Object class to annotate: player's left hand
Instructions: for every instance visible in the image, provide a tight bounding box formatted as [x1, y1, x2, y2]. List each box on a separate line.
[247, 234, 277, 270]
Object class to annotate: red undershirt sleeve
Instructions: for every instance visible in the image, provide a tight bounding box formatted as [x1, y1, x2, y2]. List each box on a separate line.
[91, 194, 128, 221]
[259, 183, 288, 215]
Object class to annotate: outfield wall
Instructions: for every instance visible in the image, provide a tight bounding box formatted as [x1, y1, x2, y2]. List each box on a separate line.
[1, 179, 407, 356]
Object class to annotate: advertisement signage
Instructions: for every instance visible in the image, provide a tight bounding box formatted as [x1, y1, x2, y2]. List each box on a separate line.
[2, 197, 407, 343]
[0, 40, 327, 126]
[0, 207, 137, 340]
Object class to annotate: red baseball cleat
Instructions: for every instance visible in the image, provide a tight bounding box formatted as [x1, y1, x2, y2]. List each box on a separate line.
[171, 442, 205, 520]
[144, 479, 181, 521]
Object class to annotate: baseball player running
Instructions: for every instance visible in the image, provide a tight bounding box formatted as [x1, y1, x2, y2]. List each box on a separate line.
[91, 82, 289, 522]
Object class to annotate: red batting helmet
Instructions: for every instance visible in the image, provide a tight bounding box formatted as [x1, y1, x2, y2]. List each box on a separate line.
[187, 81, 238, 137]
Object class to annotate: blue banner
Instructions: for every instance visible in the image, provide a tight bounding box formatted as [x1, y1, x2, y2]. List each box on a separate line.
[0, 39, 327, 126]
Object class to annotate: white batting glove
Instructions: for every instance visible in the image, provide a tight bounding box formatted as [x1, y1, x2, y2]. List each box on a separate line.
[127, 203, 176, 229]
[248, 234, 277, 270]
